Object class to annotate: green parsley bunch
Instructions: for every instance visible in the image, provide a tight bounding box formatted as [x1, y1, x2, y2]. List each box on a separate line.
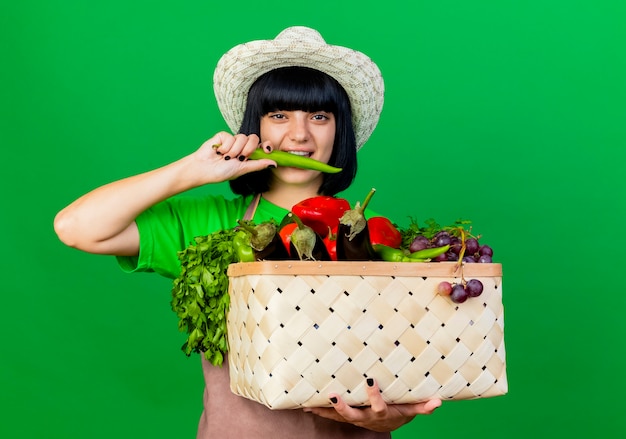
[171, 229, 239, 366]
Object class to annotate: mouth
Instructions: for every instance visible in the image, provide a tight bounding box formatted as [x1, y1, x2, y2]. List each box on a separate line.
[285, 150, 313, 158]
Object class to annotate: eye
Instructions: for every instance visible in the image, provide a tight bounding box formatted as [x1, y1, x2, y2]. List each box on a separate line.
[267, 112, 286, 120]
[311, 112, 331, 121]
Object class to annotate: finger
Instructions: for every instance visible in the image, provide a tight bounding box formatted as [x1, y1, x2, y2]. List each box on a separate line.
[239, 158, 277, 173]
[235, 134, 263, 161]
[228, 134, 260, 161]
[207, 132, 235, 157]
[220, 134, 245, 160]
[258, 141, 273, 154]
[420, 398, 442, 414]
[364, 378, 387, 413]
[211, 133, 244, 160]
[235, 137, 269, 163]
[328, 394, 364, 423]
[302, 406, 345, 423]
[241, 142, 276, 168]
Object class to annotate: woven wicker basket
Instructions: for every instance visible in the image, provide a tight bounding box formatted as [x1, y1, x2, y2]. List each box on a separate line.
[226, 261, 506, 409]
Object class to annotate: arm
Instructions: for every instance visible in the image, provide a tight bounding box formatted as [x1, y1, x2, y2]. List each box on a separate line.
[303, 379, 442, 432]
[54, 133, 274, 256]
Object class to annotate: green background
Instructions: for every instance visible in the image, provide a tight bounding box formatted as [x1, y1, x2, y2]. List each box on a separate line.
[2, 0, 624, 438]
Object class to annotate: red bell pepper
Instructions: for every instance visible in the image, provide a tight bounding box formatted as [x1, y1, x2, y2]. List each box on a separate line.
[368, 216, 402, 249]
[278, 222, 298, 257]
[291, 196, 351, 238]
[322, 226, 338, 261]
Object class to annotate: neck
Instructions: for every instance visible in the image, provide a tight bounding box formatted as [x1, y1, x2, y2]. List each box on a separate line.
[261, 185, 322, 211]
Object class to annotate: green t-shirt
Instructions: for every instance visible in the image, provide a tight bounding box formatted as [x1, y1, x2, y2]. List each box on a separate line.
[116, 194, 289, 279]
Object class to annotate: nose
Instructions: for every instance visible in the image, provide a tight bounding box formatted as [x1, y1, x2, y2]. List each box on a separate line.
[288, 114, 310, 143]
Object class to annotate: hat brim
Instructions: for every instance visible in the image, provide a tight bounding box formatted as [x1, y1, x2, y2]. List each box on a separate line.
[213, 27, 384, 150]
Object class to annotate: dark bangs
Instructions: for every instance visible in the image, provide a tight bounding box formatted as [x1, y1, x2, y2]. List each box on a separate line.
[253, 66, 343, 115]
[230, 66, 358, 197]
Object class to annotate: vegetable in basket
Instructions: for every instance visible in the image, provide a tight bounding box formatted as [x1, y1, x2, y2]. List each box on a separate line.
[236, 219, 290, 260]
[291, 195, 351, 237]
[171, 200, 498, 368]
[407, 244, 450, 261]
[171, 229, 240, 366]
[278, 222, 297, 257]
[285, 212, 331, 261]
[336, 188, 377, 261]
[322, 226, 339, 261]
[372, 244, 412, 262]
[372, 243, 449, 262]
[232, 229, 255, 262]
[368, 216, 402, 248]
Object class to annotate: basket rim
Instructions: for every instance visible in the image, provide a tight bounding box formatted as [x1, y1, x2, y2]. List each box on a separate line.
[227, 261, 502, 277]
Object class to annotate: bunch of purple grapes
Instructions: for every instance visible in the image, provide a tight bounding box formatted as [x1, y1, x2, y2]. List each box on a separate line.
[410, 230, 493, 304]
[436, 279, 484, 303]
[406, 223, 494, 303]
[409, 230, 494, 264]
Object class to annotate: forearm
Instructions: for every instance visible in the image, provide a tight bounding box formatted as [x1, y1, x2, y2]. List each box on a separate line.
[54, 155, 198, 254]
[54, 133, 272, 255]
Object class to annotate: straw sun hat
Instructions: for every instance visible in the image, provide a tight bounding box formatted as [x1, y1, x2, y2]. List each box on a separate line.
[213, 26, 384, 150]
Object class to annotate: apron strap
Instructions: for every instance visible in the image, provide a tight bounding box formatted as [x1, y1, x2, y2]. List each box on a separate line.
[243, 193, 261, 221]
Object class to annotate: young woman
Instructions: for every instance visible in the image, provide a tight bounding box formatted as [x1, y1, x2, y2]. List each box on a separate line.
[54, 27, 441, 438]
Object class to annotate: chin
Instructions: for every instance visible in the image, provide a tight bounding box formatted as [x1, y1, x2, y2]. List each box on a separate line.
[273, 167, 323, 186]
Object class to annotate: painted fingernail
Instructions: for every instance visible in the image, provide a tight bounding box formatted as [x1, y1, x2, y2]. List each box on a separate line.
[366, 378, 374, 387]
[330, 397, 338, 404]
[215, 150, 222, 155]
[268, 164, 276, 168]
[224, 155, 231, 160]
[238, 155, 246, 161]
[265, 144, 272, 152]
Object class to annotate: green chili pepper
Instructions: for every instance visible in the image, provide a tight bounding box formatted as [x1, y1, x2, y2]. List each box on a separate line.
[407, 244, 450, 260]
[248, 148, 342, 173]
[372, 244, 406, 262]
[233, 230, 255, 262]
[402, 256, 428, 262]
[372, 244, 429, 263]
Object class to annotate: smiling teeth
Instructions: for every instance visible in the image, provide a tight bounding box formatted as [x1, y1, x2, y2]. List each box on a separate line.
[287, 151, 309, 156]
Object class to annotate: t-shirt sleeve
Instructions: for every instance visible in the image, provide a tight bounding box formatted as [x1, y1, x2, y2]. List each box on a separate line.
[116, 194, 250, 279]
[115, 200, 181, 278]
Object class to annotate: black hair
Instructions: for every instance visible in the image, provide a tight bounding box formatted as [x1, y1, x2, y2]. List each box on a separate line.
[229, 66, 357, 196]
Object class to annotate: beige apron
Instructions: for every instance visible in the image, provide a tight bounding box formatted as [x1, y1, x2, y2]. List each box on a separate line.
[196, 194, 390, 438]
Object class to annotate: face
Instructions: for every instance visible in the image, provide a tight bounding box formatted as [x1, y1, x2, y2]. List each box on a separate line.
[260, 109, 336, 189]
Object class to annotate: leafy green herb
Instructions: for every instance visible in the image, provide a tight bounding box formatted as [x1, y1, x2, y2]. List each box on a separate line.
[171, 228, 239, 366]
[400, 216, 475, 248]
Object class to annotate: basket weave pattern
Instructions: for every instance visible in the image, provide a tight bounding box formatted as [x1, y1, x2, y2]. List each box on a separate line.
[227, 262, 506, 409]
